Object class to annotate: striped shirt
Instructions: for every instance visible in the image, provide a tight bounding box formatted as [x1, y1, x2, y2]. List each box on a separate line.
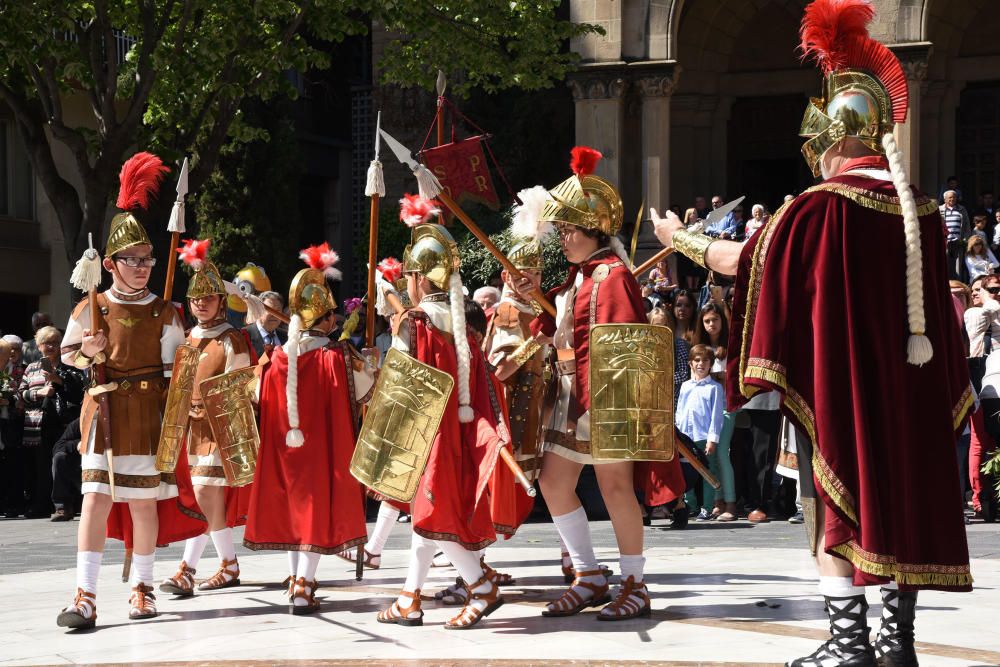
[941, 206, 964, 241]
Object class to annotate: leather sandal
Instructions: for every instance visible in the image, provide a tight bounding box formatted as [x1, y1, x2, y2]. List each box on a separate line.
[560, 556, 613, 585]
[433, 577, 469, 606]
[597, 575, 651, 621]
[377, 589, 424, 627]
[160, 561, 196, 597]
[57, 589, 97, 630]
[481, 557, 515, 586]
[336, 547, 381, 570]
[542, 569, 611, 617]
[281, 575, 294, 601]
[198, 557, 240, 591]
[445, 573, 504, 630]
[289, 577, 320, 615]
[128, 584, 158, 620]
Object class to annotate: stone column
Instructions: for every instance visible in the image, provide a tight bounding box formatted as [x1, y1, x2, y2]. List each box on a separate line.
[891, 43, 930, 188]
[568, 67, 629, 186]
[633, 63, 681, 272]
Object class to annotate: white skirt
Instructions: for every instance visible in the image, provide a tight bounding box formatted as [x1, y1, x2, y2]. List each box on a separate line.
[540, 373, 615, 466]
[189, 450, 228, 487]
[80, 419, 178, 501]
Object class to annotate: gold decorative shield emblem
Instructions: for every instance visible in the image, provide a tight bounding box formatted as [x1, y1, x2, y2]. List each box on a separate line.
[201, 367, 260, 487]
[155, 344, 202, 473]
[589, 324, 675, 461]
[350, 348, 455, 502]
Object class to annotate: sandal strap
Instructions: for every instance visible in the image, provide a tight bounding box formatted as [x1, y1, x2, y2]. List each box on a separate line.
[603, 576, 649, 615]
[202, 558, 240, 588]
[67, 588, 97, 618]
[292, 577, 318, 603]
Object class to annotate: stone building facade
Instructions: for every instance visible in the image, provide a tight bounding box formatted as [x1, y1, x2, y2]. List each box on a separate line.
[568, 0, 1000, 250]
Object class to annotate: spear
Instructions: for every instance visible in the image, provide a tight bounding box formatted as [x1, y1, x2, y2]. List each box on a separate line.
[632, 197, 744, 278]
[435, 71, 447, 224]
[365, 112, 385, 349]
[163, 157, 189, 301]
[379, 128, 556, 318]
[69, 233, 116, 501]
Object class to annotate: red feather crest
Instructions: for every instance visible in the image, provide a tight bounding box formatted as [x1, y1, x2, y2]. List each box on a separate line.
[177, 238, 211, 270]
[399, 193, 441, 227]
[800, 0, 907, 123]
[378, 257, 403, 284]
[116, 152, 170, 212]
[570, 146, 602, 178]
[299, 242, 342, 280]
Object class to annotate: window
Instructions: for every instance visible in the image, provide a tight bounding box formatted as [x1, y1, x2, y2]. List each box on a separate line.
[0, 119, 34, 220]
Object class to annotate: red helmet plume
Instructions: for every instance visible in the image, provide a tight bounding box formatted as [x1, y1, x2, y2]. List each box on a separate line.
[299, 242, 342, 280]
[177, 238, 211, 270]
[377, 257, 402, 283]
[116, 152, 170, 212]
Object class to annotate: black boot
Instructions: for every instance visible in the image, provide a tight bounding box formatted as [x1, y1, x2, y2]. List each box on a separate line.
[787, 594, 876, 667]
[874, 589, 918, 667]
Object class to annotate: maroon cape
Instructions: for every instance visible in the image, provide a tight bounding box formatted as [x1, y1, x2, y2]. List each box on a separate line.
[407, 311, 507, 550]
[531, 250, 685, 501]
[243, 341, 366, 554]
[728, 156, 973, 590]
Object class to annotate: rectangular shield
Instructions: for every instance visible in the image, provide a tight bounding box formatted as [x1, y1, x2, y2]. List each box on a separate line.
[350, 348, 455, 503]
[589, 323, 676, 462]
[201, 366, 260, 487]
[155, 344, 201, 473]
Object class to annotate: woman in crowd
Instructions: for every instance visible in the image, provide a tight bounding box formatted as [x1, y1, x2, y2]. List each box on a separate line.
[18, 326, 85, 519]
[672, 290, 696, 344]
[965, 236, 998, 281]
[692, 302, 738, 521]
[745, 204, 767, 239]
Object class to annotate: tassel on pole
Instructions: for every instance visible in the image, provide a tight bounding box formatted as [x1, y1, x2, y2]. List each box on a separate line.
[70, 233, 102, 292]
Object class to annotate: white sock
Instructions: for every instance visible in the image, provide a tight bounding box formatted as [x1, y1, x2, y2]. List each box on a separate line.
[398, 533, 436, 608]
[210, 528, 237, 562]
[287, 551, 300, 580]
[552, 506, 600, 579]
[619, 554, 646, 583]
[818, 575, 865, 598]
[182, 534, 210, 569]
[365, 504, 400, 555]
[76, 551, 102, 594]
[131, 552, 155, 587]
[439, 540, 491, 613]
[296, 551, 321, 581]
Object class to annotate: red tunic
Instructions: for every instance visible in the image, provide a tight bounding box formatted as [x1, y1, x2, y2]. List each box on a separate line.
[487, 372, 534, 537]
[531, 250, 685, 501]
[728, 156, 973, 591]
[243, 340, 366, 554]
[406, 311, 507, 550]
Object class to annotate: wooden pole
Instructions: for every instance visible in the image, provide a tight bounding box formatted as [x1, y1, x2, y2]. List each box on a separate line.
[365, 195, 380, 348]
[499, 447, 536, 498]
[89, 289, 116, 502]
[632, 246, 674, 278]
[675, 439, 721, 489]
[436, 190, 556, 317]
[163, 232, 180, 301]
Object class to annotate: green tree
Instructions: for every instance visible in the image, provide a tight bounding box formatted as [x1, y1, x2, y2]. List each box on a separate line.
[0, 0, 600, 267]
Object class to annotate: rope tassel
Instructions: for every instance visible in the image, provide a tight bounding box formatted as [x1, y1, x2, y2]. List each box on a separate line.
[365, 159, 386, 198]
[70, 234, 102, 292]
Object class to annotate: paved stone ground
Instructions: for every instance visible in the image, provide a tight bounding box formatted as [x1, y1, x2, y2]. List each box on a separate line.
[2, 513, 997, 575]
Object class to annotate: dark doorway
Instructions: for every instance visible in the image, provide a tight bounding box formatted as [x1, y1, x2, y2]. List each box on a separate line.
[957, 82, 1000, 209]
[727, 94, 814, 212]
[0, 292, 39, 339]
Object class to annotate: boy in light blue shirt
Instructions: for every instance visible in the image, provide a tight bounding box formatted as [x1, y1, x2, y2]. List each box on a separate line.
[675, 344, 725, 521]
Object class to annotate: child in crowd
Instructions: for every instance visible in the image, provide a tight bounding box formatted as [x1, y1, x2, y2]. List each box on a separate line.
[674, 344, 725, 521]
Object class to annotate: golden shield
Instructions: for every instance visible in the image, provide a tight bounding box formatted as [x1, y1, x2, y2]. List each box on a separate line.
[200, 366, 260, 487]
[350, 348, 455, 502]
[155, 344, 202, 473]
[589, 323, 675, 461]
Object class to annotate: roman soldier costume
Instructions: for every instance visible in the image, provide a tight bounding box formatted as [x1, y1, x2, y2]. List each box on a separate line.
[370, 196, 508, 629]
[57, 153, 189, 628]
[527, 150, 685, 621]
[667, 2, 972, 665]
[160, 239, 255, 598]
[243, 244, 372, 614]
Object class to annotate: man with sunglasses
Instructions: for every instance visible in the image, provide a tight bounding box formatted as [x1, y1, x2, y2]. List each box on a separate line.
[57, 153, 186, 629]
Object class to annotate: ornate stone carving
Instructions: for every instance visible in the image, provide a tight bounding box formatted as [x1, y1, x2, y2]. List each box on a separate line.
[568, 71, 629, 101]
[636, 74, 679, 98]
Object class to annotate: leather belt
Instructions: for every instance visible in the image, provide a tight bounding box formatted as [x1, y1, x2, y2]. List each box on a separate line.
[104, 371, 165, 393]
[555, 359, 576, 375]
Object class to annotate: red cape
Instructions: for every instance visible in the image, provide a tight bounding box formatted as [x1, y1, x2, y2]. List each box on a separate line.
[407, 312, 506, 550]
[728, 158, 973, 590]
[243, 342, 366, 554]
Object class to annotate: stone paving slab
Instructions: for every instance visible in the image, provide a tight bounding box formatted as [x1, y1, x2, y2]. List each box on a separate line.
[0, 539, 996, 666]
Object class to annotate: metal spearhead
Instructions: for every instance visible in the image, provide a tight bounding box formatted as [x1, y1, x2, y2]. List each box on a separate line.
[436, 70, 447, 98]
[175, 157, 189, 201]
[703, 196, 745, 228]
[379, 129, 420, 172]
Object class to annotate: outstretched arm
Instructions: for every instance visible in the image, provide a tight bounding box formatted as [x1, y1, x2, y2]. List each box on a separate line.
[650, 208, 743, 277]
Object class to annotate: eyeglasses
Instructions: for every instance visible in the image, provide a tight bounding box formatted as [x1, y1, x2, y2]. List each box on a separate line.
[987, 286, 1000, 295]
[114, 256, 157, 268]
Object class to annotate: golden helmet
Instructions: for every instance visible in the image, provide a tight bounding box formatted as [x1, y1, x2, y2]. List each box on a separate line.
[187, 259, 227, 300]
[540, 174, 624, 237]
[289, 268, 337, 330]
[228, 263, 272, 313]
[402, 223, 461, 291]
[798, 0, 908, 177]
[106, 212, 152, 257]
[508, 236, 543, 272]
